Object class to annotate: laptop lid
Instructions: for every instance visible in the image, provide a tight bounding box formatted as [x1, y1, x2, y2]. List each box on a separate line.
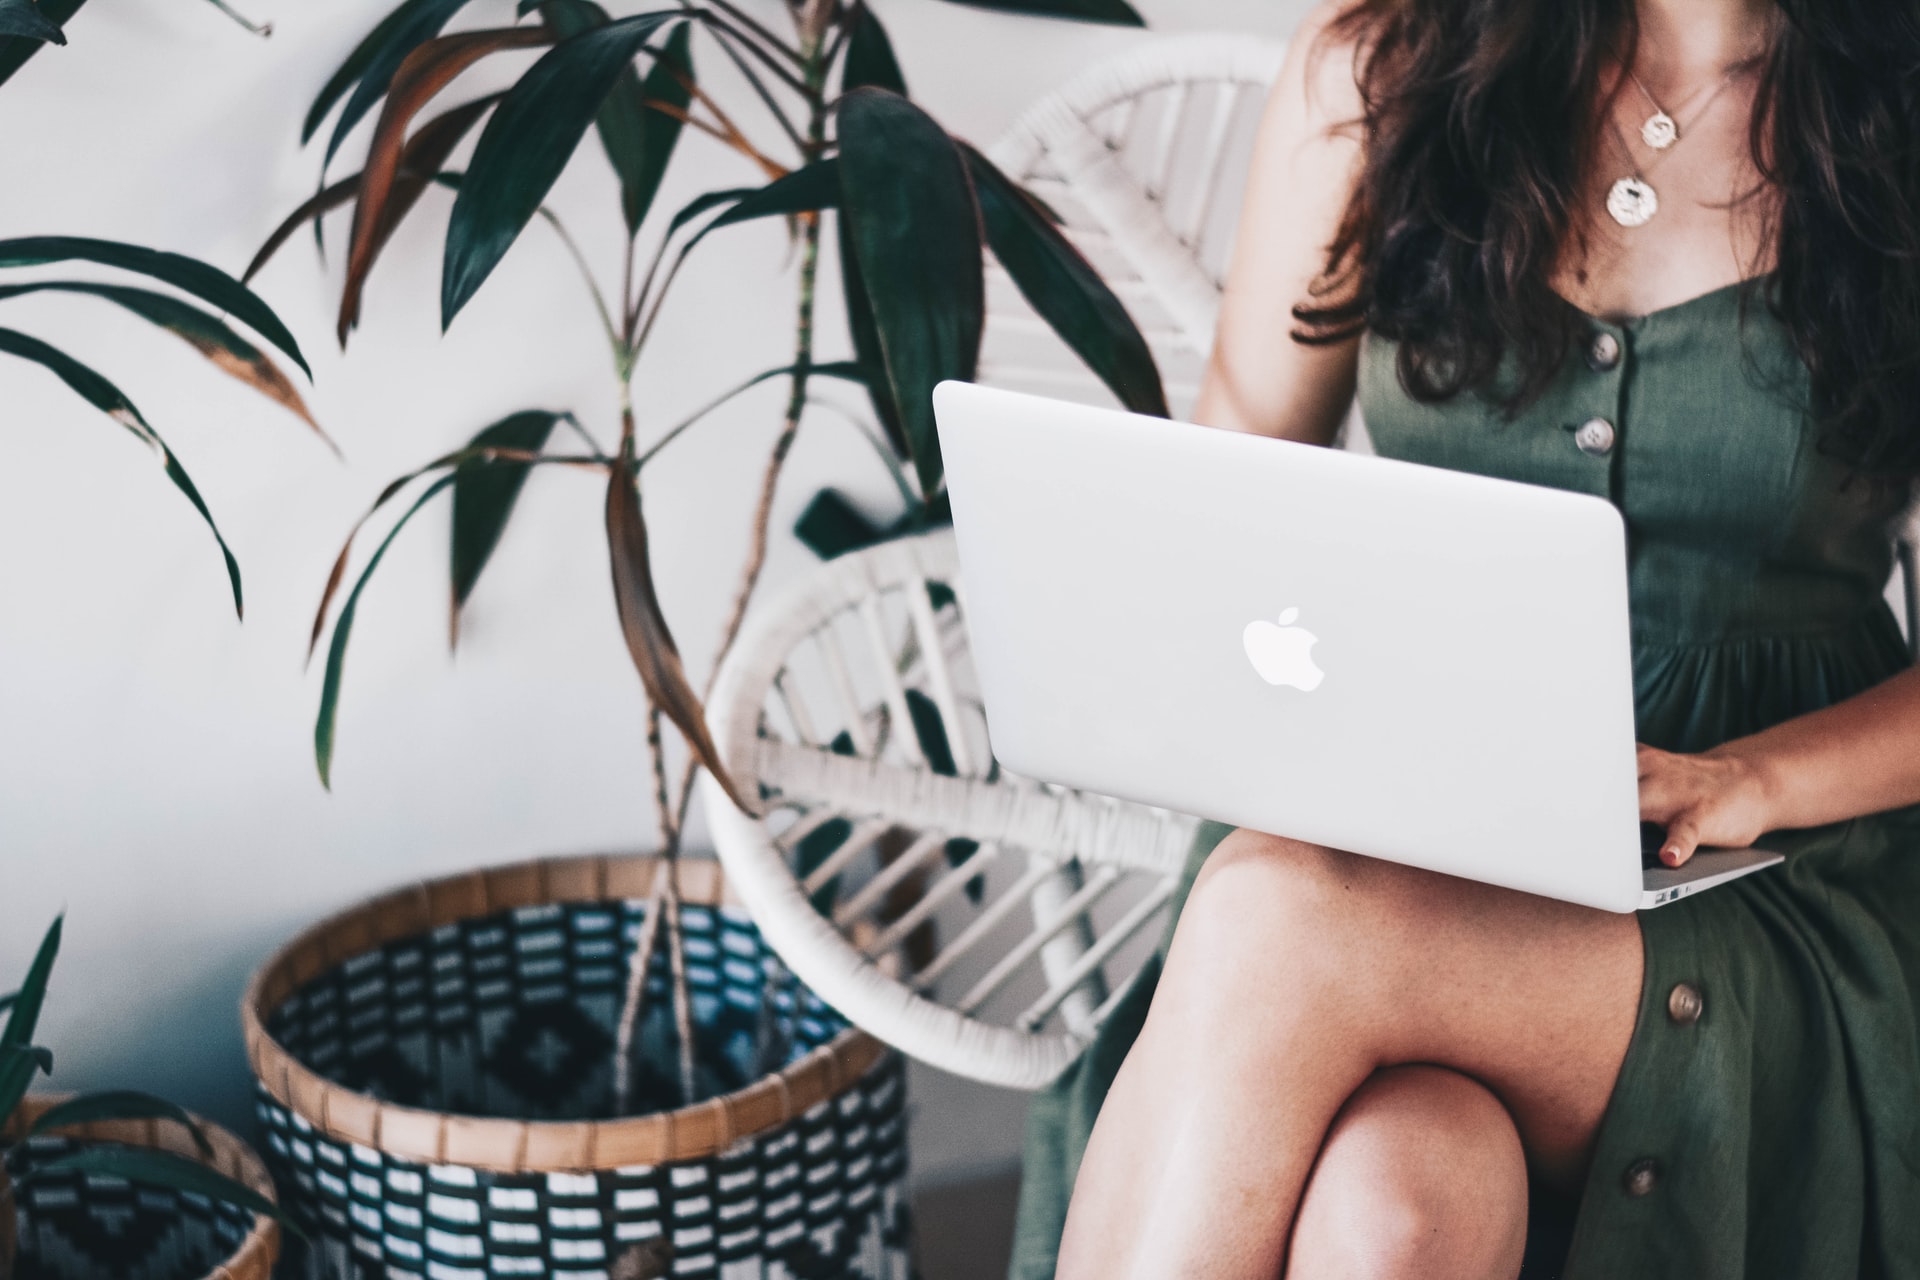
[933, 380, 1646, 914]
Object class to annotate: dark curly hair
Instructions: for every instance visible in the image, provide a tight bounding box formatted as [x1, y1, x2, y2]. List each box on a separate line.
[1295, 0, 1920, 478]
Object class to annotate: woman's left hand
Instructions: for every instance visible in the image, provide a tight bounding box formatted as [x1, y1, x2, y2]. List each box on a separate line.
[1637, 744, 1778, 866]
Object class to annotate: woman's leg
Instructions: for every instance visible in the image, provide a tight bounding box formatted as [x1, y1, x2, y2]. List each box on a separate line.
[1286, 1066, 1528, 1279]
[1056, 829, 1643, 1279]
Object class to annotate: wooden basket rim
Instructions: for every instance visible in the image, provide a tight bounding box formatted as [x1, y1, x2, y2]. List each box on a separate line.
[4, 1093, 281, 1280]
[240, 852, 886, 1174]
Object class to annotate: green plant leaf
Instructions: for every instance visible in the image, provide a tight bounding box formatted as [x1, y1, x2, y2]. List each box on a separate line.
[0, 237, 309, 378]
[30, 1092, 212, 1157]
[0, 328, 244, 616]
[303, 0, 431, 143]
[701, 158, 838, 238]
[962, 143, 1167, 417]
[905, 687, 957, 777]
[0, 282, 330, 445]
[793, 488, 885, 560]
[543, 3, 693, 235]
[663, 185, 758, 242]
[604, 443, 749, 810]
[795, 815, 853, 915]
[0, 0, 78, 89]
[838, 212, 906, 458]
[441, 12, 675, 328]
[246, 94, 500, 285]
[314, 473, 457, 787]
[0, 0, 66, 44]
[841, 3, 903, 94]
[315, 0, 478, 174]
[932, 0, 1143, 24]
[30, 1146, 305, 1240]
[0, 992, 14, 1016]
[2, 915, 58, 1055]
[836, 89, 983, 498]
[449, 409, 562, 644]
[2, 1045, 52, 1077]
[338, 28, 552, 343]
[0, 1046, 50, 1128]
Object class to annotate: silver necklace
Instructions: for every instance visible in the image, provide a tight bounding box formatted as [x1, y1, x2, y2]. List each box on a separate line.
[1605, 65, 1743, 228]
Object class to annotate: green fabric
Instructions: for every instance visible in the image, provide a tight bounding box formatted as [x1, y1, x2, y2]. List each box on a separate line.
[1007, 279, 1920, 1278]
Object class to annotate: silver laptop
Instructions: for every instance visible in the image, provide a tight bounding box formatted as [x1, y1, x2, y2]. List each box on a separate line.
[932, 380, 1782, 913]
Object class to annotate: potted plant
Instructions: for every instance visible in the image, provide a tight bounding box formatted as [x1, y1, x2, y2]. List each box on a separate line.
[2, 919, 298, 1280]
[237, 0, 1165, 1272]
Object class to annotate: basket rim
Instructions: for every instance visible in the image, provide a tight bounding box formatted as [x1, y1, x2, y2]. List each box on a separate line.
[4, 1092, 281, 1280]
[240, 852, 887, 1174]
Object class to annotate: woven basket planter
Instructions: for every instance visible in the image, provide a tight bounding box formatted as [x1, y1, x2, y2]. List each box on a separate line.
[1, 1095, 280, 1280]
[242, 854, 912, 1280]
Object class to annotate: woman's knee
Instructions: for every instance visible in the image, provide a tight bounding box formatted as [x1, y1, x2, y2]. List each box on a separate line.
[1289, 1066, 1528, 1280]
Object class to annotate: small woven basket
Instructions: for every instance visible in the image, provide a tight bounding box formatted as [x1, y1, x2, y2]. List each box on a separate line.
[2, 1095, 280, 1280]
[242, 854, 912, 1280]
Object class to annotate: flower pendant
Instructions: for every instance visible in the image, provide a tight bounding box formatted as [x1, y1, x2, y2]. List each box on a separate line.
[1607, 176, 1659, 227]
[1641, 111, 1678, 150]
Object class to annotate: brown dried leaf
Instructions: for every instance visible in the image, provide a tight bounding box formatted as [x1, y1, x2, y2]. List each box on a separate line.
[339, 28, 550, 343]
[604, 449, 750, 811]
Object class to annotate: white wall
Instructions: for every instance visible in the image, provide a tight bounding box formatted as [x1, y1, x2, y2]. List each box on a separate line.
[0, 0, 1309, 1179]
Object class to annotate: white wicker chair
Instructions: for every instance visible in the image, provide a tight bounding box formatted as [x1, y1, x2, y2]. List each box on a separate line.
[700, 36, 1287, 1090]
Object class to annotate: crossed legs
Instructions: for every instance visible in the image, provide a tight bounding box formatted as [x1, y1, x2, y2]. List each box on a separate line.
[1056, 829, 1644, 1279]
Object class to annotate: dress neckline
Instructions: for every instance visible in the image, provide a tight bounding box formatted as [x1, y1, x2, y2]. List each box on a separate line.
[1553, 273, 1771, 326]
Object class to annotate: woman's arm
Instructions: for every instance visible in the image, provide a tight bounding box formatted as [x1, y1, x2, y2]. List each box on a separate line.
[1190, 2, 1366, 445]
[1640, 663, 1920, 864]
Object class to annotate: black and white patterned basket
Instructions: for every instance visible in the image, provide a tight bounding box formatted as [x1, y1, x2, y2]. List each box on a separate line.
[2, 1097, 281, 1280]
[242, 855, 912, 1280]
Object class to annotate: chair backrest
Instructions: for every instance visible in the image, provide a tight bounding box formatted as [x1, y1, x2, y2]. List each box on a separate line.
[982, 34, 1288, 420]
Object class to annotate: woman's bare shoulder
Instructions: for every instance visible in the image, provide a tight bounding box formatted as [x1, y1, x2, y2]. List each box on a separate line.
[1278, 0, 1370, 141]
[1192, 1, 1371, 444]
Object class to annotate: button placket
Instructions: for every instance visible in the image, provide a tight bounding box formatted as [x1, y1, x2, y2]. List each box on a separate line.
[1568, 325, 1626, 469]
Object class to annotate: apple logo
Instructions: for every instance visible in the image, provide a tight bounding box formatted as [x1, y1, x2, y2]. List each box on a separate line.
[1243, 607, 1325, 691]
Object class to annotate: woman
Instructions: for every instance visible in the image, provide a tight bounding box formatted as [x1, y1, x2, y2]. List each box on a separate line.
[1010, 0, 1920, 1276]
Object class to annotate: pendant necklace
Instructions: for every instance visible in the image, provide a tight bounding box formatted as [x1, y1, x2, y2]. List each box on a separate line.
[1605, 64, 1742, 229]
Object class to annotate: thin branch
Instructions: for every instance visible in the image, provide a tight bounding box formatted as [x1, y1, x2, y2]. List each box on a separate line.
[686, 0, 808, 73]
[647, 96, 787, 178]
[704, 24, 808, 156]
[670, 214, 824, 832]
[199, 0, 272, 36]
[535, 207, 622, 364]
[634, 368, 793, 469]
[611, 875, 668, 1114]
[689, 9, 811, 95]
[659, 852, 698, 1104]
[557, 411, 609, 461]
[668, 25, 835, 837]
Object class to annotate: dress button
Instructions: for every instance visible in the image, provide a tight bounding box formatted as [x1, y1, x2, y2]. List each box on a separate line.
[1667, 982, 1704, 1026]
[1574, 416, 1616, 456]
[1623, 1157, 1660, 1197]
[1587, 331, 1622, 371]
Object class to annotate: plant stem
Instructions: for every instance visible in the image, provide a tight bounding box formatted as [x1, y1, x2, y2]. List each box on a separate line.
[537, 208, 624, 373]
[668, 39, 831, 834]
[610, 873, 668, 1114]
[688, 0, 809, 73]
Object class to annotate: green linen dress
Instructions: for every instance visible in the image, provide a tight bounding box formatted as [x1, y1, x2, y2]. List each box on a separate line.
[1007, 279, 1920, 1278]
